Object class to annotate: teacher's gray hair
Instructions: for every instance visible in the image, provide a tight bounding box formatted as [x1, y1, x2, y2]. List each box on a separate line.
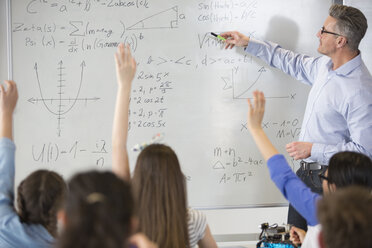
[329, 4, 368, 51]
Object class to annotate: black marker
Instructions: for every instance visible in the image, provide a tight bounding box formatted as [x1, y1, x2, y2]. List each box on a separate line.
[210, 32, 226, 41]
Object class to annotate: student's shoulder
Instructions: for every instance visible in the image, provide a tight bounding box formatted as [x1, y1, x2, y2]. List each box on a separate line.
[187, 208, 207, 229]
[187, 208, 206, 221]
[0, 216, 54, 248]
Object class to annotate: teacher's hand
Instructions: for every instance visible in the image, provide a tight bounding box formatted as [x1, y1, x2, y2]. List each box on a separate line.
[286, 142, 313, 160]
[220, 31, 250, 49]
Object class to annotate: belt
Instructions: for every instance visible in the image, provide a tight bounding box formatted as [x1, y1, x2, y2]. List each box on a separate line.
[300, 161, 326, 171]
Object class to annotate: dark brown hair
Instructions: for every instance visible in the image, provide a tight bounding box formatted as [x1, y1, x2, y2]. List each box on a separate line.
[317, 186, 372, 248]
[58, 171, 134, 248]
[17, 170, 67, 237]
[132, 144, 189, 248]
[328, 151, 372, 188]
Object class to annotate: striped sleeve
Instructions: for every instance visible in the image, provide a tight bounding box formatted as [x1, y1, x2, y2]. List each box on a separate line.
[187, 208, 207, 247]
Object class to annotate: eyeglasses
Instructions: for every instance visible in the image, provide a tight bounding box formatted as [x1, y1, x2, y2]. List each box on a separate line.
[320, 26, 342, 36]
[318, 171, 330, 182]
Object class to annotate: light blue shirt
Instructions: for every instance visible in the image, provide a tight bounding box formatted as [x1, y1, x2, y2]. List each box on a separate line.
[0, 138, 54, 248]
[267, 154, 320, 226]
[245, 38, 372, 165]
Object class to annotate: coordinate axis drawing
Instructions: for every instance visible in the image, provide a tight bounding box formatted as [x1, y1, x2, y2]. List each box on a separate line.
[31, 61, 100, 136]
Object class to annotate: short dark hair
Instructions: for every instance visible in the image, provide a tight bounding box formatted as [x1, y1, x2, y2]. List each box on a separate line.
[17, 170, 67, 237]
[329, 4, 368, 51]
[328, 151, 372, 189]
[317, 186, 372, 248]
[58, 171, 134, 248]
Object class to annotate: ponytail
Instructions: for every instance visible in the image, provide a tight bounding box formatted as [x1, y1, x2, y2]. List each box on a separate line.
[16, 170, 67, 237]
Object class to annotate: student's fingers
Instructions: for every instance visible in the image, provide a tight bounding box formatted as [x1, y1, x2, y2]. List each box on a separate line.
[124, 44, 130, 64]
[253, 91, 259, 111]
[119, 43, 125, 63]
[256, 91, 264, 110]
[114, 53, 120, 68]
[247, 98, 253, 112]
[9, 81, 18, 97]
[4, 80, 11, 92]
[0, 84, 5, 98]
[132, 57, 137, 70]
[126, 44, 132, 60]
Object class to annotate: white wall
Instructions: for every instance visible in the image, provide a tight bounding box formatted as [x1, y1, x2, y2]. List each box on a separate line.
[0, 0, 8, 80]
[203, 207, 288, 236]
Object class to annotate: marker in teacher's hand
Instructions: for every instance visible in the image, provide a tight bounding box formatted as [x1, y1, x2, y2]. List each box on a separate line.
[210, 32, 226, 41]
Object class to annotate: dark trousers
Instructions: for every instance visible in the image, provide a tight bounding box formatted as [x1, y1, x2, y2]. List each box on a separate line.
[287, 165, 327, 231]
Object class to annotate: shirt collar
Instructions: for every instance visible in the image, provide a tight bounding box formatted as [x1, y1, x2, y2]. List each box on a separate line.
[332, 53, 362, 76]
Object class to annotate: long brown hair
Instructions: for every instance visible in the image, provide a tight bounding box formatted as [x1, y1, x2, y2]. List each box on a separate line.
[17, 170, 67, 237]
[132, 144, 189, 248]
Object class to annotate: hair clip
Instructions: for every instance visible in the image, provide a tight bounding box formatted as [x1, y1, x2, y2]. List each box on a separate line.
[132, 133, 164, 152]
[86, 192, 106, 204]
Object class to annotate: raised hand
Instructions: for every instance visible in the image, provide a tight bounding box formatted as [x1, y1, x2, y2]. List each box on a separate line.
[114, 43, 137, 89]
[0, 80, 18, 139]
[247, 90, 265, 131]
[0, 80, 18, 116]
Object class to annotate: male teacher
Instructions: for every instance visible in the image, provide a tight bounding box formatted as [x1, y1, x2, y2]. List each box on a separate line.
[221, 4, 372, 230]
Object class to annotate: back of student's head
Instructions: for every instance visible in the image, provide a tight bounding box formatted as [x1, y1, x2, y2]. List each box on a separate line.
[132, 144, 189, 248]
[329, 4, 367, 51]
[317, 185, 372, 248]
[327, 151, 372, 189]
[58, 171, 134, 248]
[17, 169, 67, 237]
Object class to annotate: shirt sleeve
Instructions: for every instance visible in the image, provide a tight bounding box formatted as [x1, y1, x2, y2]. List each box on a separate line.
[267, 154, 320, 226]
[188, 208, 207, 246]
[245, 38, 320, 86]
[0, 138, 16, 217]
[310, 89, 372, 164]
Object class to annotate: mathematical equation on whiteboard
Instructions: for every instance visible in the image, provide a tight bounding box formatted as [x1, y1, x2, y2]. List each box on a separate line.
[32, 140, 109, 167]
[128, 70, 173, 131]
[241, 118, 302, 139]
[14, 0, 259, 54]
[212, 147, 264, 184]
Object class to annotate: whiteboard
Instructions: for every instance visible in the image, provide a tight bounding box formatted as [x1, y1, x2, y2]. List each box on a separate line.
[10, 0, 332, 208]
[344, 0, 372, 71]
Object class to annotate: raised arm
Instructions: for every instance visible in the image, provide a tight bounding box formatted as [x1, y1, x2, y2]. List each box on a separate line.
[112, 44, 136, 181]
[247, 91, 320, 226]
[0, 80, 18, 217]
[247, 91, 279, 160]
[0, 81, 18, 140]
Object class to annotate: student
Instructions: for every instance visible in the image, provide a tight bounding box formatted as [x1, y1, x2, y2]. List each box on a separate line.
[317, 186, 372, 248]
[112, 43, 218, 248]
[0, 80, 67, 248]
[246, 91, 372, 248]
[57, 171, 157, 248]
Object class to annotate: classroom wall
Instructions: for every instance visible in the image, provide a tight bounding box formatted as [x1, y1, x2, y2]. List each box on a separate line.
[0, 1, 7, 80]
[203, 207, 288, 237]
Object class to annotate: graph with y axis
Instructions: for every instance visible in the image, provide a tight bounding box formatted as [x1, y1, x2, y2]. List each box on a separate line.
[30, 61, 100, 136]
[222, 67, 296, 100]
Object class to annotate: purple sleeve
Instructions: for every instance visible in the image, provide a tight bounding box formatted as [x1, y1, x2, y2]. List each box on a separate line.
[267, 154, 321, 226]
